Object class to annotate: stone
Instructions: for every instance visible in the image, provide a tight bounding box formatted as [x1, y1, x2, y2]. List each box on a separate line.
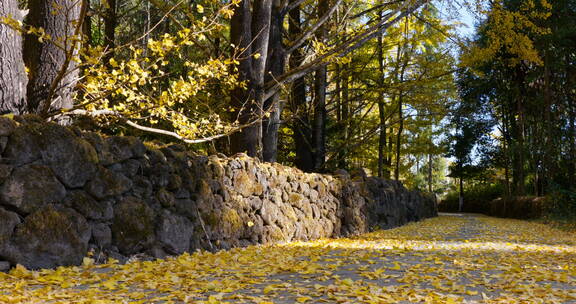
[112, 197, 156, 255]
[0, 136, 8, 153]
[175, 199, 196, 218]
[167, 174, 182, 190]
[149, 165, 171, 188]
[3, 124, 43, 165]
[156, 210, 193, 254]
[106, 136, 145, 163]
[0, 122, 438, 269]
[86, 167, 132, 199]
[260, 199, 279, 226]
[121, 159, 141, 177]
[174, 188, 191, 199]
[146, 148, 167, 164]
[82, 132, 115, 166]
[311, 204, 321, 219]
[263, 225, 284, 243]
[0, 164, 13, 184]
[6, 205, 91, 269]
[5, 123, 98, 188]
[63, 190, 113, 221]
[0, 117, 17, 136]
[0, 261, 10, 272]
[248, 197, 263, 210]
[0, 207, 20, 245]
[132, 176, 153, 199]
[0, 165, 67, 214]
[300, 199, 313, 219]
[157, 188, 176, 208]
[234, 171, 256, 197]
[38, 125, 98, 188]
[220, 207, 243, 238]
[333, 169, 350, 179]
[91, 222, 112, 248]
[148, 245, 168, 259]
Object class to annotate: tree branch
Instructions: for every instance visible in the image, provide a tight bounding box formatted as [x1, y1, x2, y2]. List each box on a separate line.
[285, 0, 343, 55]
[263, 0, 428, 101]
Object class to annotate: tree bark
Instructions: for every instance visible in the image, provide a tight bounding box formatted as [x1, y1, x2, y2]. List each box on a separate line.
[0, 0, 27, 114]
[289, 6, 314, 171]
[262, 0, 285, 162]
[377, 16, 388, 178]
[82, 0, 92, 47]
[311, 0, 329, 171]
[394, 93, 403, 181]
[512, 68, 526, 196]
[568, 57, 576, 186]
[340, 61, 350, 169]
[24, 0, 82, 114]
[103, 0, 117, 62]
[458, 177, 464, 212]
[428, 152, 433, 193]
[230, 0, 272, 159]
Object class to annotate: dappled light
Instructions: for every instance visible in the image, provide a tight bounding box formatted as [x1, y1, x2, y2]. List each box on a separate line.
[0, 0, 575, 302]
[1, 215, 574, 303]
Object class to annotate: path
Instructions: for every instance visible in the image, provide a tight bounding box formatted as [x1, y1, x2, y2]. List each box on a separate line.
[1, 214, 575, 303]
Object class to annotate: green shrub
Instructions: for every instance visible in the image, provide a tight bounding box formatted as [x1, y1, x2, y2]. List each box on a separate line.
[439, 183, 504, 213]
[548, 187, 576, 219]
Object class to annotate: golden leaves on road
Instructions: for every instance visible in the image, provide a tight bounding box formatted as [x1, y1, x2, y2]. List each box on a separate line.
[0, 215, 574, 303]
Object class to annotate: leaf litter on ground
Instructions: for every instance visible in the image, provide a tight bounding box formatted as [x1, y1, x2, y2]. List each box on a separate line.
[0, 214, 574, 303]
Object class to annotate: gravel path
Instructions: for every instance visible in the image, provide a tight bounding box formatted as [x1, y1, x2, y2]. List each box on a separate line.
[1, 214, 575, 303]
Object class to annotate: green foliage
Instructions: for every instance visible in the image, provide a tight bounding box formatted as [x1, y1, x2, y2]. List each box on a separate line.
[439, 183, 505, 213]
[548, 187, 576, 219]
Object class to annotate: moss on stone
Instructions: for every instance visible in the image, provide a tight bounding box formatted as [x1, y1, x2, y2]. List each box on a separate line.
[111, 198, 155, 254]
[202, 211, 220, 227]
[267, 225, 285, 242]
[222, 208, 242, 232]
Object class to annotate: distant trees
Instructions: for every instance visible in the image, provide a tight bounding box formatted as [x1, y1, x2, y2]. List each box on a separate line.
[3, 0, 571, 199]
[227, 0, 429, 165]
[277, 2, 456, 176]
[455, 0, 576, 197]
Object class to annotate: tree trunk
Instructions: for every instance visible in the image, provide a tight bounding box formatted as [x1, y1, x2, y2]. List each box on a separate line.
[394, 93, 404, 181]
[377, 21, 388, 178]
[24, 0, 83, 115]
[568, 63, 576, 186]
[428, 153, 433, 193]
[542, 51, 553, 195]
[313, 66, 327, 171]
[289, 6, 314, 171]
[82, 0, 92, 47]
[340, 61, 350, 169]
[262, 0, 285, 163]
[311, 0, 329, 171]
[0, 0, 27, 114]
[501, 111, 512, 196]
[513, 70, 526, 196]
[458, 177, 464, 212]
[230, 0, 272, 159]
[103, 0, 117, 62]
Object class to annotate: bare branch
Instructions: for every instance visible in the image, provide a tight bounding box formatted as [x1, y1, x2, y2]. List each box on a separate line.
[263, 0, 428, 101]
[281, 0, 306, 17]
[285, 0, 343, 55]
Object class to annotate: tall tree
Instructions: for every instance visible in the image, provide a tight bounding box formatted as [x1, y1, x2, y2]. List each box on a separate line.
[24, 0, 84, 115]
[229, 0, 272, 158]
[0, 0, 27, 114]
[312, 0, 329, 171]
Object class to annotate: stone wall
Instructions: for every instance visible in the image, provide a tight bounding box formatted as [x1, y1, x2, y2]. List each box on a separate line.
[0, 118, 437, 269]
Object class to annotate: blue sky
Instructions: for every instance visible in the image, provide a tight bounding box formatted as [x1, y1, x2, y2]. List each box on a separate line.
[434, 0, 478, 38]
